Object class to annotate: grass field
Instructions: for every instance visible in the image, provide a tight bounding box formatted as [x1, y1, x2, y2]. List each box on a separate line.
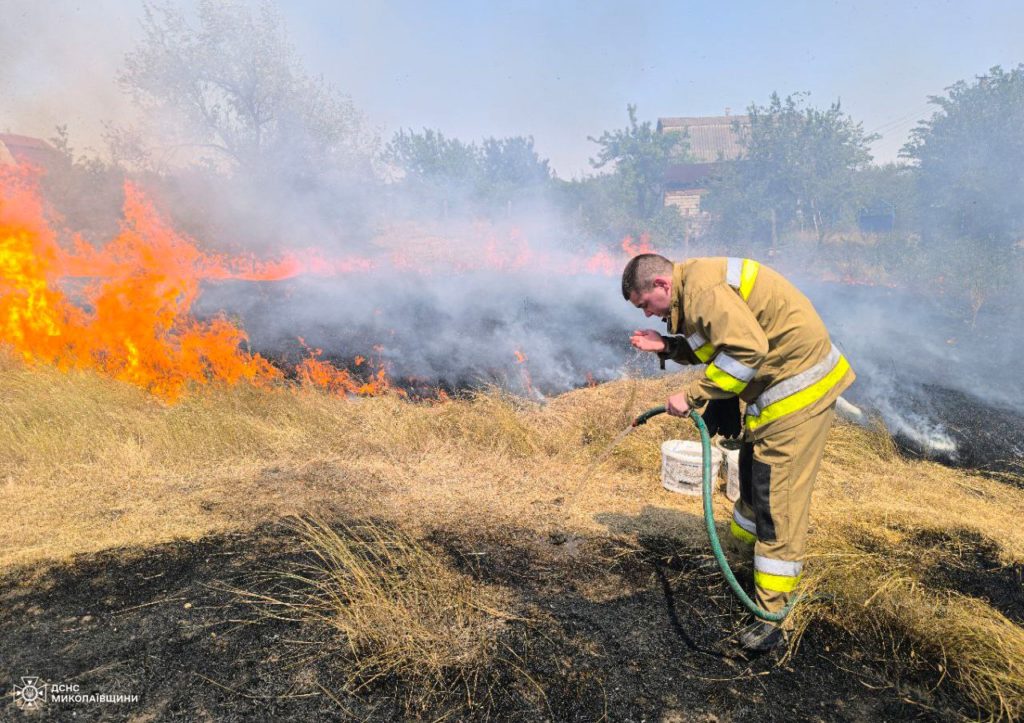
[2, 354, 1022, 719]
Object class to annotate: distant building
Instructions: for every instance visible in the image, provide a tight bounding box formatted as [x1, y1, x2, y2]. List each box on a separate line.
[0, 133, 60, 168]
[657, 114, 750, 217]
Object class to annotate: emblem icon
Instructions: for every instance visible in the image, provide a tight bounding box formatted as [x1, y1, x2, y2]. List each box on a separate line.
[12, 677, 47, 710]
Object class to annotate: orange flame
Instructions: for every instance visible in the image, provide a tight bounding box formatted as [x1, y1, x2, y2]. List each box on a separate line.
[294, 339, 401, 397]
[621, 232, 655, 257]
[512, 348, 539, 399]
[0, 166, 391, 401]
[1, 164, 660, 403]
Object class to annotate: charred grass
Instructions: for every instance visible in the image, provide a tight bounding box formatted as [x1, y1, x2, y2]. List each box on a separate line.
[2, 355, 1024, 719]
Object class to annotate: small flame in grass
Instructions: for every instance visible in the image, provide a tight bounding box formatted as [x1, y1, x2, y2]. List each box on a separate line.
[621, 232, 655, 257]
[294, 338, 404, 398]
[513, 348, 541, 400]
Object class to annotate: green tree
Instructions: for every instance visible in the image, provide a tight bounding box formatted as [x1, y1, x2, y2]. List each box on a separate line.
[704, 93, 878, 246]
[385, 129, 480, 185]
[118, 0, 375, 180]
[852, 163, 918, 234]
[901, 64, 1024, 313]
[385, 129, 554, 217]
[478, 136, 552, 207]
[587, 104, 690, 221]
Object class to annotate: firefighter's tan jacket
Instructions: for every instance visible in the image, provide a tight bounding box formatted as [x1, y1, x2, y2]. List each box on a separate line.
[659, 257, 854, 440]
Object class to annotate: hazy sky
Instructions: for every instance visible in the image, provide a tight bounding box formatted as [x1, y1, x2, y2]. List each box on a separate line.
[2, 0, 1022, 176]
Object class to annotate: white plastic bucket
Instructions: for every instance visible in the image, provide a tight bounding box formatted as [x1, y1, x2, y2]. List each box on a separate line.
[661, 440, 722, 497]
[715, 439, 742, 502]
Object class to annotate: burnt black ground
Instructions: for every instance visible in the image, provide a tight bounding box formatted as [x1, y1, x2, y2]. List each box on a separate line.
[0, 519, 985, 723]
[892, 384, 1024, 479]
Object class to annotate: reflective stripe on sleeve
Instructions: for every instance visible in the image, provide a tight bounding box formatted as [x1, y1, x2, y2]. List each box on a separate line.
[745, 344, 850, 430]
[706, 362, 751, 394]
[712, 352, 758, 382]
[726, 257, 760, 301]
[686, 331, 715, 362]
[706, 350, 760, 394]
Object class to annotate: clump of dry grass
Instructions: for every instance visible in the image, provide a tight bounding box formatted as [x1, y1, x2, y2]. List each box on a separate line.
[239, 517, 517, 708]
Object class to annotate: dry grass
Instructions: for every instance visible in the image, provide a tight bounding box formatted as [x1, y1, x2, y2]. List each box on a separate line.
[786, 420, 1024, 720]
[234, 517, 516, 710]
[0, 354, 694, 568]
[2, 352, 1023, 717]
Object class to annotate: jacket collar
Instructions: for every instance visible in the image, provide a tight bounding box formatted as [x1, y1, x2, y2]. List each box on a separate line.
[669, 261, 686, 334]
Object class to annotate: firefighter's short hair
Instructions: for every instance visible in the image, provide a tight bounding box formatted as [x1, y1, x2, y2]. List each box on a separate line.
[621, 253, 672, 300]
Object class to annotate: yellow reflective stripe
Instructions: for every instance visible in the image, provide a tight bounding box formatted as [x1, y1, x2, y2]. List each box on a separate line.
[746, 355, 851, 431]
[755, 570, 802, 593]
[730, 520, 756, 545]
[694, 343, 715, 362]
[706, 363, 749, 394]
[739, 259, 760, 301]
[686, 332, 716, 363]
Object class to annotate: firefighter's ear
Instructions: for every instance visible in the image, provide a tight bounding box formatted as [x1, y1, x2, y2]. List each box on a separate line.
[652, 276, 672, 293]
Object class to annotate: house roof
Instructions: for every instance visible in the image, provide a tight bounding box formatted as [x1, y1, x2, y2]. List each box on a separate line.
[657, 115, 750, 163]
[0, 133, 60, 167]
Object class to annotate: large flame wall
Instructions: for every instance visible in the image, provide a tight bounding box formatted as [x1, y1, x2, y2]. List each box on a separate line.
[0, 165, 648, 402]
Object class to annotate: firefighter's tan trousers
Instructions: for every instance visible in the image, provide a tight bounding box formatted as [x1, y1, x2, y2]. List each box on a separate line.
[727, 403, 836, 623]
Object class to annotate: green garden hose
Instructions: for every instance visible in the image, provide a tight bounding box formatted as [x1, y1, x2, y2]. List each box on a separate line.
[633, 405, 794, 623]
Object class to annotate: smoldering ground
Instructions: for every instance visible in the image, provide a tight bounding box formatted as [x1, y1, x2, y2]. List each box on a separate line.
[197, 255, 655, 397]
[799, 277, 1024, 470]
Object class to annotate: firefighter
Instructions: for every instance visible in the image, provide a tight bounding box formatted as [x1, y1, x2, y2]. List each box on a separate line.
[622, 253, 854, 652]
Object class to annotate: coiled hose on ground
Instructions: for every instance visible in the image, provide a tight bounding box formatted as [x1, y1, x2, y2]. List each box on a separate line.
[632, 405, 794, 623]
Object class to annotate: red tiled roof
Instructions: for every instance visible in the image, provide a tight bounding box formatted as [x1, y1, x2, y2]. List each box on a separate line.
[658, 116, 750, 163]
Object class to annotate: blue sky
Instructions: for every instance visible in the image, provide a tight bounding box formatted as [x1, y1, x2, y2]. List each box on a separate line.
[3, 1, 1023, 176]
[283, 0, 1024, 175]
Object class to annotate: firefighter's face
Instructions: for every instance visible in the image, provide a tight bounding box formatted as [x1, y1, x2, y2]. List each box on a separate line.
[629, 277, 672, 320]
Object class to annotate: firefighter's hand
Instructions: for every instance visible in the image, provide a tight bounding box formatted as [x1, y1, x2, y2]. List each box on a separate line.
[666, 392, 691, 417]
[630, 329, 666, 353]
